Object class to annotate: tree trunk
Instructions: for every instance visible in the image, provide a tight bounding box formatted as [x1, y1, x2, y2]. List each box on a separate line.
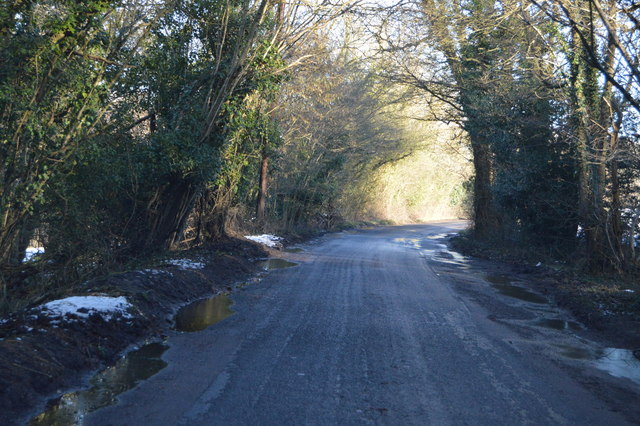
[610, 157, 622, 268]
[569, 2, 610, 272]
[146, 176, 200, 251]
[256, 151, 269, 221]
[194, 186, 234, 243]
[470, 140, 497, 238]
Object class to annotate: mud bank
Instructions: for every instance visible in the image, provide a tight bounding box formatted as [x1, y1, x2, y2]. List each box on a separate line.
[0, 239, 267, 425]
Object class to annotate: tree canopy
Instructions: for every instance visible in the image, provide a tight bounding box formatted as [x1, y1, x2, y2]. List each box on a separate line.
[1, 0, 640, 312]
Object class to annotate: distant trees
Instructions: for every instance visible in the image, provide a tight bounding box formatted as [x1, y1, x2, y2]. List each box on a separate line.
[271, 35, 401, 230]
[268, 27, 442, 230]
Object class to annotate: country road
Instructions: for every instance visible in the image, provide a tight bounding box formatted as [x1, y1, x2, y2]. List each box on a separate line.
[84, 221, 639, 425]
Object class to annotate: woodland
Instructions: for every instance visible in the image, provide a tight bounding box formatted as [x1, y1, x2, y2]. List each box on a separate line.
[1, 0, 639, 313]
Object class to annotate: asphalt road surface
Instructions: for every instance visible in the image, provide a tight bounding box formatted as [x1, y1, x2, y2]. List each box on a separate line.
[86, 222, 637, 425]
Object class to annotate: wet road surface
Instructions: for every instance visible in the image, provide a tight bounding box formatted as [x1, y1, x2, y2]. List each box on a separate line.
[85, 222, 636, 425]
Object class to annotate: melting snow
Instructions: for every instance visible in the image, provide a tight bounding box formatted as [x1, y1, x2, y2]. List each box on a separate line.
[39, 296, 133, 321]
[163, 259, 205, 270]
[245, 234, 283, 248]
[143, 269, 174, 276]
[23, 247, 45, 262]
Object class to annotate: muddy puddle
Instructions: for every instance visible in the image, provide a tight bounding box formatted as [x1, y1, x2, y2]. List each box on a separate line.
[31, 342, 168, 425]
[535, 318, 583, 332]
[257, 258, 298, 270]
[174, 294, 234, 332]
[429, 250, 469, 266]
[394, 236, 470, 270]
[484, 274, 548, 304]
[558, 345, 640, 385]
[393, 237, 422, 249]
[417, 246, 470, 271]
[284, 247, 304, 253]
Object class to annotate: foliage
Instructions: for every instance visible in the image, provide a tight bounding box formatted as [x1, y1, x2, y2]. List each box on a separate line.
[0, 0, 290, 305]
[0, 0, 127, 265]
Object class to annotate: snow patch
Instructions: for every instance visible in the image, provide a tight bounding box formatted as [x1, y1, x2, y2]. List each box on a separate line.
[245, 234, 283, 248]
[23, 247, 45, 262]
[39, 296, 133, 321]
[143, 269, 174, 276]
[163, 259, 205, 270]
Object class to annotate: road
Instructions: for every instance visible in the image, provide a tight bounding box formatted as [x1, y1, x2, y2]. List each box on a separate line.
[86, 222, 637, 425]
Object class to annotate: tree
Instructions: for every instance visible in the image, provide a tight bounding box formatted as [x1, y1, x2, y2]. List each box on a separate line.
[0, 0, 156, 270]
[530, 0, 640, 271]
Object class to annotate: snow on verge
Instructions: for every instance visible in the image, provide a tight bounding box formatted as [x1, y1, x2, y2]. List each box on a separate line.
[163, 259, 205, 270]
[39, 296, 133, 321]
[245, 234, 283, 248]
[23, 247, 45, 262]
[142, 269, 174, 276]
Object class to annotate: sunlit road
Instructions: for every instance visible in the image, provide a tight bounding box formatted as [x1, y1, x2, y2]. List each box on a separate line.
[86, 222, 632, 425]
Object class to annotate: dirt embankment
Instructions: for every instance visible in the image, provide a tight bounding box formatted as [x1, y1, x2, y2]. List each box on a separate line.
[0, 238, 267, 425]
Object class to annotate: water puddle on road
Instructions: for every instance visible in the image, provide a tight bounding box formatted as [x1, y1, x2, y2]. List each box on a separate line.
[284, 247, 304, 253]
[174, 294, 234, 332]
[420, 245, 471, 270]
[534, 318, 583, 332]
[393, 237, 422, 249]
[595, 348, 640, 384]
[557, 345, 640, 385]
[394, 236, 470, 269]
[257, 258, 298, 270]
[31, 342, 168, 425]
[434, 250, 455, 259]
[558, 344, 593, 360]
[484, 274, 548, 304]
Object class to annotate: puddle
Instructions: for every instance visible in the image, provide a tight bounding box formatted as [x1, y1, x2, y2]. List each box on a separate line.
[594, 348, 640, 384]
[422, 246, 470, 269]
[434, 250, 454, 259]
[393, 237, 422, 249]
[174, 294, 234, 332]
[535, 319, 583, 332]
[284, 247, 304, 253]
[492, 284, 548, 304]
[558, 345, 640, 385]
[484, 274, 548, 304]
[484, 274, 512, 285]
[558, 344, 593, 360]
[31, 342, 168, 425]
[257, 258, 298, 270]
[395, 235, 469, 270]
[426, 233, 451, 240]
